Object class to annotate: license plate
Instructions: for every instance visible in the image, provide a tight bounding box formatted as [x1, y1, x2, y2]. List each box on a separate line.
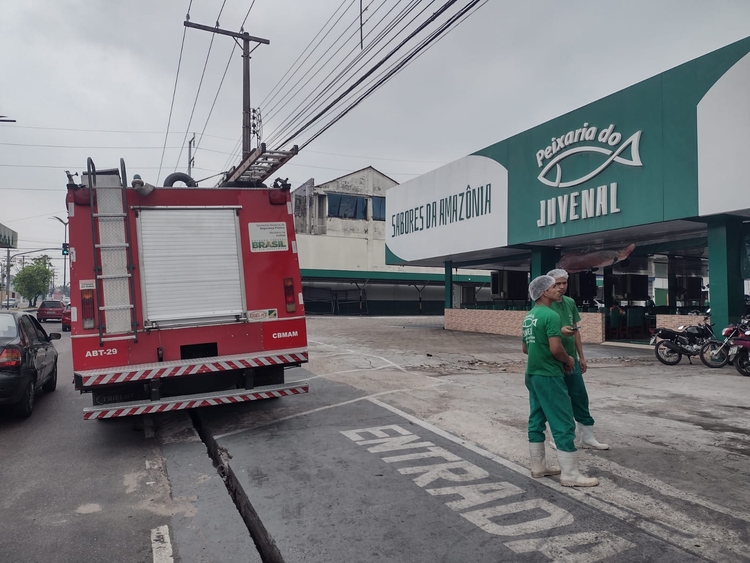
[649, 336, 656, 345]
[730, 346, 739, 355]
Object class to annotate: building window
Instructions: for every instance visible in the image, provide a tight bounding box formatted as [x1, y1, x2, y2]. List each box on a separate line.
[328, 193, 367, 220]
[372, 196, 385, 221]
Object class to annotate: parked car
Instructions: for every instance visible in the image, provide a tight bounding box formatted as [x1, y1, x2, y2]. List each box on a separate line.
[1, 298, 17, 309]
[0, 311, 60, 417]
[37, 300, 65, 322]
[61, 305, 71, 332]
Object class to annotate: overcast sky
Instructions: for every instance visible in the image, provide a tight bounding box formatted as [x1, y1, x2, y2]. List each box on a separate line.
[1, 0, 750, 282]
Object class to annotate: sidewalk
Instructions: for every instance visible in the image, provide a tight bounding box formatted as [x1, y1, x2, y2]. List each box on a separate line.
[306, 315, 654, 372]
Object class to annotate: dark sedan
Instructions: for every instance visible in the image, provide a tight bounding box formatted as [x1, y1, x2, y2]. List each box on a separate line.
[0, 312, 60, 417]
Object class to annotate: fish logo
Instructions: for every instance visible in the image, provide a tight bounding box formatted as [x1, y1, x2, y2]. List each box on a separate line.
[522, 317, 538, 329]
[537, 131, 642, 188]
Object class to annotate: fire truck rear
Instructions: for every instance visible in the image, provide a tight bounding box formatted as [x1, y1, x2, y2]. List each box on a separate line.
[66, 155, 308, 419]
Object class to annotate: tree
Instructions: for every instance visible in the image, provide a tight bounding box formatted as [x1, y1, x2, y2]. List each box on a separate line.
[13, 256, 54, 306]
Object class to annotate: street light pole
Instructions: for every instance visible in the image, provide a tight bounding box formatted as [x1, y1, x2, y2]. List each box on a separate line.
[4, 248, 8, 309]
[50, 216, 69, 295]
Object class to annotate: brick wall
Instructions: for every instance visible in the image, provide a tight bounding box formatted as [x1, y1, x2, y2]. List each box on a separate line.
[655, 314, 706, 331]
[445, 309, 605, 343]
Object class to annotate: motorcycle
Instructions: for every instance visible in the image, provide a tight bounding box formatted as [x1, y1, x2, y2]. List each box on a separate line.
[700, 315, 750, 368]
[728, 327, 750, 376]
[650, 312, 716, 366]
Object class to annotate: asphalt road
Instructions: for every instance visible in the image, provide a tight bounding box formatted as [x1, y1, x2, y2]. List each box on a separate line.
[3, 315, 750, 562]
[0, 320, 190, 563]
[193, 316, 750, 562]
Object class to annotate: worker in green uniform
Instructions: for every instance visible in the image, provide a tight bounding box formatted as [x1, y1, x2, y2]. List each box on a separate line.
[546, 269, 609, 450]
[522, 275, 599, 487]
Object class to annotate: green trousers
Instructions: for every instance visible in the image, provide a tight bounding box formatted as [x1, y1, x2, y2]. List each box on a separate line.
[525, 373, 577, 452]
[565, 360, 595, 426]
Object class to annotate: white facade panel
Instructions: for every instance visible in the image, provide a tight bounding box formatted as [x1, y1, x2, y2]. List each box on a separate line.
[697, 51, 750, 216]
[385, 155, 508, 263]
[138, 208, 244, 324]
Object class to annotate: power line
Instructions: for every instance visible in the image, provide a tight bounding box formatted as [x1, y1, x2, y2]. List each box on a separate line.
[157, 0, 193, 185]
[285, 162, 419, 175]
[260, 0, 355, 111]
[0, 164, 220, 173]
[298, 1, 485, 150]
[0, 141, 237, 160]
[174, 31, 217, 172]
[266, 0, 426, 147]
[305, 149, 444, 163]
[194, 42, 237, 161]
[276, 0, 464, 149]
[240, 0, 259, 30]
[0, 124, 236, 141]
[0, 211, 67, 223]
[223, 0, 410, 165]
[191, 0, 260, 175]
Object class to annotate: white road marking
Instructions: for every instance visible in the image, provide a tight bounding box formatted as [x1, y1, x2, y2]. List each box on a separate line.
[212, 383, 448, 440]
[308, 339, 339, 348]
[369, 398, 745, 561]
[341, 423, 635, 560]
[151, 525, 173, 563]
[291, 365, 390, 382]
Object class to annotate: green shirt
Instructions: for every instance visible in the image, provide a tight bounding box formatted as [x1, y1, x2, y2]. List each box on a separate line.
[522, 304, 564, 376]
[550, 295, 581, 359]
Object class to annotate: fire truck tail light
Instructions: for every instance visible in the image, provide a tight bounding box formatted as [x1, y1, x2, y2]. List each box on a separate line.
[283, 278, 296, 313]
[0, 347, 22, 369]
[269, 189, 287, 205]
[81, 289, 96, 329]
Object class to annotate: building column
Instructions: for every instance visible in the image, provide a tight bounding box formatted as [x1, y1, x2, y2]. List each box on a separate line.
[530, 247, 559, 279]
[444, 261, 453, 310]
[667, 265, 678, 312]
[603, 267, 614, 309]
[707, 216, 744, 330]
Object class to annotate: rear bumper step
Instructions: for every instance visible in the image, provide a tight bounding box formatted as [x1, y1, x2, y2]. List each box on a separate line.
[83, 383, 309, 419]
[75, 348, 308, 388]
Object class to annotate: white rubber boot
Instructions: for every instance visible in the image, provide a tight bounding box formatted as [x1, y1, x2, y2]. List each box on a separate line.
[578, 423, 610, 450]
[529, 442, 560, 478]
[546, 424, 558, 450]
[557, 450, 599, 487]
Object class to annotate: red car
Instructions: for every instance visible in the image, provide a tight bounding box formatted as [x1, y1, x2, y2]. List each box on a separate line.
[37, 300, 65, 323]
[61, 305, 71, 332]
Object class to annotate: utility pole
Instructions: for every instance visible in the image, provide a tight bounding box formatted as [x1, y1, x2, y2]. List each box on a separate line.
[50, 216, 69, 293]
[184, 21, 269, 159]
[4, 248, 8, 308]
[188, 133, 195, 177]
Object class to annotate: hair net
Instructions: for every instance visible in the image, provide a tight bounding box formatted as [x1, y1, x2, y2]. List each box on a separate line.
[529, 275, 557, 301]
[546, 268, 569, 280]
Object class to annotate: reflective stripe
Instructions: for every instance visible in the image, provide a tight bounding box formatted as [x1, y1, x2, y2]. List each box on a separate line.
[82, 385, 309, 419]
[79, 351, 308, 387]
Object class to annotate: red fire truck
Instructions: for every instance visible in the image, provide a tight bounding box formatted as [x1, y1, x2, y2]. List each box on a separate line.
[66, 152, 309, 419]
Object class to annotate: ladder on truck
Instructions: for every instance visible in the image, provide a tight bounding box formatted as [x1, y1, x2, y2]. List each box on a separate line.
[84, 158, 138, 345]
[225, 143, 298, 184]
